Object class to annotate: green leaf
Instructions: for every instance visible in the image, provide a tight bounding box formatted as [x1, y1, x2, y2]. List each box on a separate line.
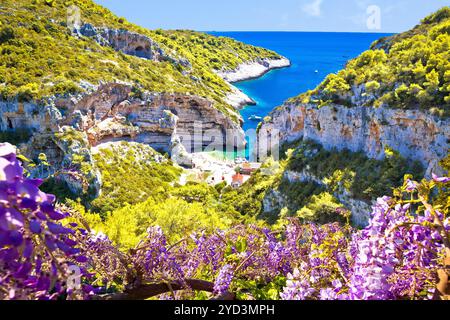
[267, 288, 279, 300]
[224, 242, 233, 256]
[17, 154, 32, 163]
[235, 236, 248, 253]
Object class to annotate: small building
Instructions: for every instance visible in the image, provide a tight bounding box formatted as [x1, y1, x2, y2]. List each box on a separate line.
[240, 162, 261, 175]
[231, 173, 244, 189]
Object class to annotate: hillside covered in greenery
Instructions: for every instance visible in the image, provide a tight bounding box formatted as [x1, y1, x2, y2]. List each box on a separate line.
[293, 7, 450, 117]
[61, 142, 247, 249]
[222, 140, 424, 225]
[0, 0, 281, 118]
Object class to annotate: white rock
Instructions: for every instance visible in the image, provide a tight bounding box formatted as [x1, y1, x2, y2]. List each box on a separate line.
[215, 58, 291, 83]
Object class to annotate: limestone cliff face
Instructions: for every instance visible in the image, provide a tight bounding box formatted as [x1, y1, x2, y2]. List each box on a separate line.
[216, 58, 291, 110]
[72, 83, 246, 152]
[20, 129, 102, 197]
[0, 81, 247, 195]
[1, 83, 246, 154]
[77, 24, 191, 68]
[260, 103, 450, 177]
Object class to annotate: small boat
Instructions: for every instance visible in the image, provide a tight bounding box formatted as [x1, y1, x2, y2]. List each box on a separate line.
[248, 115, 262, 121]
[235, 157, 247, 164]
[315, 70, 319, 73]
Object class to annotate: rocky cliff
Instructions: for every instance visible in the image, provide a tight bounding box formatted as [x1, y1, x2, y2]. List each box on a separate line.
[260, 103, 449, 177]
[1, 80, 247, 195]
[1, 82, 246, 155]
[77, 23, 191, 68]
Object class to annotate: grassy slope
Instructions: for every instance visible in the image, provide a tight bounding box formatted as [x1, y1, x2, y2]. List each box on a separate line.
[290, 7, 450, 116]
[0, 0, 281, 121]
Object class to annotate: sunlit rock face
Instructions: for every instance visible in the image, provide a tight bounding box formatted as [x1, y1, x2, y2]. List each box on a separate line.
[0, 83, 246, 154]
[260, 103, 450, 178]
[0, 101, 62, 132]
[0, 81, 245, 196]
[77, 23, 191, 67]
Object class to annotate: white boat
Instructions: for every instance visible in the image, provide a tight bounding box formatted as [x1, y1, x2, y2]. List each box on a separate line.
[248, 115, 262, 121]
[235, 157, 248, 164]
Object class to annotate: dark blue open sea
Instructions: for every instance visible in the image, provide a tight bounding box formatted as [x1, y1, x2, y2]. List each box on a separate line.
[210, 32, 392, 132]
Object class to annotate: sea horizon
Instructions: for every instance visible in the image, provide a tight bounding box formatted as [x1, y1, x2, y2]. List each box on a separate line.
[206, 30, 397, 34]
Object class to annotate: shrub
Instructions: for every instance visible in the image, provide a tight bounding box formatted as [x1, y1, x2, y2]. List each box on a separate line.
[0, 26, 15, 44]
[297, 192, 347, 225]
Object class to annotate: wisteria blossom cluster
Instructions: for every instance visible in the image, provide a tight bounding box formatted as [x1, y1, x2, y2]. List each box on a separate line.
[280, 176, 450, 300]
[0, 143, 89, 299]
[0, 142, 448, 300]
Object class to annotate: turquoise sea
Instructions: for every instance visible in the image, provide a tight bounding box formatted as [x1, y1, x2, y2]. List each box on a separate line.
[210, 32, 393, 132]
[209, 32, 392, 159]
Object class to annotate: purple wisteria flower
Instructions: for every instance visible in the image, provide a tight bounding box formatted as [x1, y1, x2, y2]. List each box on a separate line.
[280, 269, 315, 300]
[432, 173, 450, 184]
[0, 143, 90, 300]
[213, 264, 235, 296]
[405, 179, 418, 192]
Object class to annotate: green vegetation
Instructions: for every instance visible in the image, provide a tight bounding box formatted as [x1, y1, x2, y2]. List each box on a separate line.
[221, 156, 335, 223]
[0, 129, 32, 145]
[90, 142, 182, 216]
[0, 0, 281, 121]
[2, 1, 443, 255]
[33, 128, 98, 202]
[222, 139, 424, 225]
[66, 142, 244, 248]
[297, 192, 348, 225]
[293, 7, 450, 116]
[285, 140, 423, 202]
[40, 176, 78, 200]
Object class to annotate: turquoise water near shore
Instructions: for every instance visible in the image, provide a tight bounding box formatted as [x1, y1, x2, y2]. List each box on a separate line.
[209, 32, 392, 159]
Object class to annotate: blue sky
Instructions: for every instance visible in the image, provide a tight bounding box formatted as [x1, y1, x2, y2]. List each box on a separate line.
[94, 0, 449, 32]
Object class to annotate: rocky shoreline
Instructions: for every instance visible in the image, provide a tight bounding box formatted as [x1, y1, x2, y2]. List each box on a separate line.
[218, 57, 291, 110]
[224, 85, 256, 110]
[216, 57, 291, 83]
